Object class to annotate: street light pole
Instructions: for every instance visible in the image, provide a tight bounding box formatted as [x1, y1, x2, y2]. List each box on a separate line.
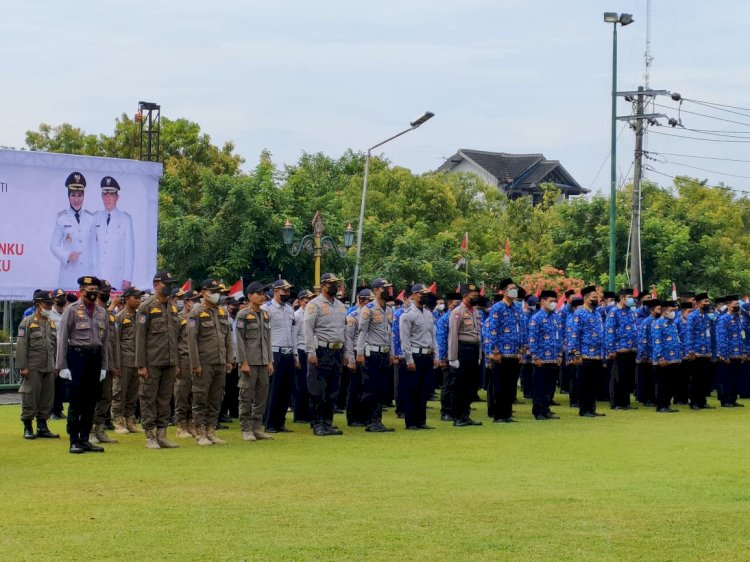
[351, 111, 434, 299]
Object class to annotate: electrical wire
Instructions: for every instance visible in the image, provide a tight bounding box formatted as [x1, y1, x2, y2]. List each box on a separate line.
[656, 159, 750, 181]
[649, 129, 750, 143]
[653, 102, 750, 128]
[646, 167, 750, 194]
[647, 152, 750, 164]
[682, 98, 750, 118]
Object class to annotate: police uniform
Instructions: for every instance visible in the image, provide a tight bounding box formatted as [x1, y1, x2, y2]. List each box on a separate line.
[528, 291, 563, 419]
[344, 300, 367, 426]
[91, 281, 118, 445]
[236, 281, 273, 441]
[261, 280, 299, 432]
[16, 290, 59, 439]
[56, 276, 109, 453]
[135, 271, 180, 448]
[651, 302, 683, 412]
[604, 289, 639, 409]
[94, 176, 134, 291]
[566, 286, 605, 417]
[112, 287, 145, 434]
[356, 282, 395, 431]
[304, 273, 348, 436]
[50, 172, 96, 290]
[293, 290, 314, 423]
[187, 279, 234, 444]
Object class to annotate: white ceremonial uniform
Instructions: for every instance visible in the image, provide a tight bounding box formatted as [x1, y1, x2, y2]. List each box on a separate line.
[50, 207, 96, 290]
[94, 208, 134, 290]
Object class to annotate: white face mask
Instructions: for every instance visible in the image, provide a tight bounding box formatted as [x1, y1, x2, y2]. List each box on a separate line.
[546, 301, 557, 312]
[207, 292, 221, 305]
[40, 308, 52, 318]
[665, 311, 676, 320]
[506, 288, 518, 299]
[436, 303, 445, 312]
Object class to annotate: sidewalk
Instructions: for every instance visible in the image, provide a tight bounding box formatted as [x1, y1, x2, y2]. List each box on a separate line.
[0, 392, 20, 405]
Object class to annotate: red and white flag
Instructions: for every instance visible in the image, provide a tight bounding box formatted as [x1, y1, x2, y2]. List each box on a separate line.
[428, 282, 437, 294]
[671, 282, 678, 301]
[503, 238, 511, 265]
[180, 279, 191, 293]
[396, 290, 405, 301]
[633, 287, 640, 298]
[228, 279, 244, 301]
[460, 232, 469, 253]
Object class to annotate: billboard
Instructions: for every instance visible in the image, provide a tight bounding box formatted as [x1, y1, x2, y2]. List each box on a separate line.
[0, 149, 162, 300]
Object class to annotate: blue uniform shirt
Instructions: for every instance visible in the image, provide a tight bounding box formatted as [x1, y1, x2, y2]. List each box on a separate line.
[392, 304, 410, 358]
[637, 315, 656, 363]
[604, 305, 638, 355]
[528, 309, 562, 363]
[686, 309, 712, 358]
[651, 316, 683, 364]
[483, 301, 524, 358]
[435, 311, 451, 361]
[716, 312, 745, 361]
[566, 306, 605, 360]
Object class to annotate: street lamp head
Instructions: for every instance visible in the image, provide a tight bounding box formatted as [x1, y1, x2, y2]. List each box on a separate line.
[281, 219, 295, 246]
[619, 13, 634, 26]
[410, 111, 435, 128]
[343, 223, 354, 249]
[603, 12, 619, 23]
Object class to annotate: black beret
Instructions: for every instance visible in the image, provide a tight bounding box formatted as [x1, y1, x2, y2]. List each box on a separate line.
[33, 289, 53, 303]
[619, 288, 634, 296]
[201, 278, 220, 290]
[77, 276, 101, 287]
[540, 290, 558, 299]
[695, 292, 709, 301]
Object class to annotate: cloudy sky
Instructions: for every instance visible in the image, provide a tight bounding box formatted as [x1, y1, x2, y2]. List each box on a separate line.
[3, 0, 749, 194]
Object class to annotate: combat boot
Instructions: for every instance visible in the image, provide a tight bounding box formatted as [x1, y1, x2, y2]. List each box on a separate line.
[188, 419, 198, 437]
[23, 419, 36, 440]
[145, 428, 161, 449]
[242, 430, 257, 442]
[206, 426, 227, 445]
[253, 429, 274, 440]
[126, 416, 143, 433]
[36, 419, 59, 439]
[175, 421, 192, 438]
[94, 424, 118, 443]
[195, 425, 213, 446]
[156, 427, 180, 448]
[113, 416, 130, 434]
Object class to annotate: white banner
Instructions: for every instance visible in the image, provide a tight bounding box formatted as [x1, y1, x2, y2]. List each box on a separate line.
[0, 149, 162, 300]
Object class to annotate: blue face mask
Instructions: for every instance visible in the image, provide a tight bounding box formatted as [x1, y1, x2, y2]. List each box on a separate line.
[707, 313, 717, 321]
[626, 297, 636, 308]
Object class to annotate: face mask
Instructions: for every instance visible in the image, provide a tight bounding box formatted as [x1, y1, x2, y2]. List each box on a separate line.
[665, 311, 676, 320]
[701, 304, 710, 313]
[707, 312, 717, 321]
[506, 288, 518, 299]
[207, 292, 220, 305]
[589, 300, 599, 308]
[280, 294, 291, 303]
[436, 303, 445, 312]
[40, 308, 52, 318]
[720, 305, 727, 313]
[324, 284, 337, 297]
[160, 285, 177, 298]
[176, 300, 185, 312]
[84, 290, 98, 302]
[547, 301, 557, 312]
[626, 297, 636, 308]
[527, 305, 537, 312]
[469, 297, 479, 306]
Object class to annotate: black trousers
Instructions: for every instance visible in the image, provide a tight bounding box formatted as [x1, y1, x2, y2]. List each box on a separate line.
[673, 362, 690, 404]
[337, 366, 350, 411]
[532, 364, 557, 416]
[738, 360, 750, 398]
[293, 350, 311, 422]
[361, 351, 391, 425]
[520, 362, 533, 398]
[489, 357, 520, 420]
[439, 365, 452, 415]
[307, 348, 342, 428]
[609, 351, 636, 408]
[688, 357, 711, 407]
[568, 363, 579, 405]
[597, 361, 611, 402]
[265, 352, 295, 430]
[654, 363, 679, 409]
[66, 347, 103, 445]
[346, 364, 365, 425]
[559, 362, 571, 394]
[577, 359, 601, 415]
[635, 363, 655, 404]
[716, 359, 741, 405]
[221, 364, 239, 418]
[450, 343, 481, 420]
[398, 354, 432, 427]
[52, 375, 69, 416]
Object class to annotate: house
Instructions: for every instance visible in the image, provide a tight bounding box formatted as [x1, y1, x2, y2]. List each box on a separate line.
[437, 149, 588, 204]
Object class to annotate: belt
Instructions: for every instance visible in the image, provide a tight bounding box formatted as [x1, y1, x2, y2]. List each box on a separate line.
[410, 347, 433, 355]
[366, 345, 390, 354]
[318, 342, 344, 350]
[458, 340, 480, 347]
[272, 346, 294, 354]
[70, 345, 101, 355]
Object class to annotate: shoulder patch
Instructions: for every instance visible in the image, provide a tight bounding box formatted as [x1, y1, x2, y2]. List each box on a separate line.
[188, 318, 196, 328]
[109, 314, 115, 322]
[149, 307, 162, 314]
[262, 311, 269, 321]
[123, 318, 132, 325]
[18, 327, 25, 337]
[305, 303, 316, 314]
[29, 322, 39, 329]
[171, 306, 178, 314]
[237, 320, 245, 328]
[199, 311, 210, 318]
[218, 307, 226, 316]
[180, 319, 187, 326]
[138, 314, 147, 324]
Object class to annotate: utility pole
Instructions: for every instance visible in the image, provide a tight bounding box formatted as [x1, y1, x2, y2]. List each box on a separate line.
[629, 87, 645, 293]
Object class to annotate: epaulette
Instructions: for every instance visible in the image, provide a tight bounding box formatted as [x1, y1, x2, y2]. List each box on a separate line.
[57, 210, 67, 217]
[84, 210, 94, 215]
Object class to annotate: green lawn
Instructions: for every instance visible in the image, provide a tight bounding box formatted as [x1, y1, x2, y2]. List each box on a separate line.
[2, 395, 750, 561]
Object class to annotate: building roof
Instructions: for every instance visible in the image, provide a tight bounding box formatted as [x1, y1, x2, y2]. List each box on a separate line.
[438, 149, 588, 196]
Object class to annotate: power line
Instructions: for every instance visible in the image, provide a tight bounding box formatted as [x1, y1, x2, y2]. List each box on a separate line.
[653, 102, 750, 128]
[649, 129, 750, 143]
[682, 98, 750, 118]
[646, 167, 750, 194]
[681, 128, 750, 140]
[647, 152, 750, 164]
[657, 159, 750, 181]
[589, 120, 631, 188]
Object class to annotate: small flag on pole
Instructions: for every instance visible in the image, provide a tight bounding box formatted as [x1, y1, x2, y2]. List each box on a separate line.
[228, 279, 244, 301]
[454, 256, 466, 270]
[460, 232, 469, 253]
[428, 282, 437, 294]
[671, 282, 678, 301]
[503, 238, 511, 264]
[180, 279, 191, 293]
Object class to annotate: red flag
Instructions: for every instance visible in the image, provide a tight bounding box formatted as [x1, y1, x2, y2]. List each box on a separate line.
[428, 282, 437, 294]
[396, 290, 405, 301]
[503, 238, 511, 264]
[228, 279, 244, 300]
[460, 232, 468, 253]
[651, 287, 657, 299]
[557, 294, 566, 309]
[388, 286, 393, 297]
[180, 279, 191, 293]
[633, 287, 640, 298]
[480, 286, 485, 296]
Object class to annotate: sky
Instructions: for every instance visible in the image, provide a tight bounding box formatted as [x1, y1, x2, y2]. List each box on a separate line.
[3, 0, 750, 194]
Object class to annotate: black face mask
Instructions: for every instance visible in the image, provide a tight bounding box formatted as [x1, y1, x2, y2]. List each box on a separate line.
[99, 292, 111, 305]
[160, 285, 177, 298]
[84, 290, 99, 302]
[701, 304, 710, 313]
[469, 296, 480, 306]
[280, 294, 291, 303]
[324, 284, 337, 297]
[589, 300, 599, 308]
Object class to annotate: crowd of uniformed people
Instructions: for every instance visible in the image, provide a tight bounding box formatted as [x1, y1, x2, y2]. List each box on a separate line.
[14, 271, 750, 453]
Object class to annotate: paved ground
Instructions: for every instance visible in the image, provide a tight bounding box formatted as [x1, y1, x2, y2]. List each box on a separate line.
[0, 392, 20, 405]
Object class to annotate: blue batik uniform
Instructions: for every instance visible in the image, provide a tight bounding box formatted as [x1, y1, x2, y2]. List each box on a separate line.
[528, 310, 563, 363]
[392, 304, 410, 358]
[686, 310, 712, 358]
[651, 317, 683, 364]
[675, 314, 690, 359]
[604, 306, 638, 355]
[566, 307, 604, 360]
[435, 311, 450, 362]
[716, 313, 745, 361]
[637, 316, 656, 363]
[484, 301, 524, 358]
[563, 312, 578, 362]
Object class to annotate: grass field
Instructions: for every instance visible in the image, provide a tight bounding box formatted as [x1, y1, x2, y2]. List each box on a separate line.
[3, 395, 750, 562]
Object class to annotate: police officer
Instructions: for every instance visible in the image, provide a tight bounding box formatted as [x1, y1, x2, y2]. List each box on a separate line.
[187, 279, 234, 445]
[529, 290, 563, 420]
[566, 286, 606, 418]
[716, 295, 746, 408]
[605, 288, 639, 410]
[50, 172, 96, 289]
[399, 283, 439, 430]
[174, 289, 201, 438]
[357, 279, 396, 432]
[90, 280, 118, 444]
[56, 276, 109, 454]
[93, 176, 134, 291]
[16, 290, 60, 440]
[685, 292, 714, 409]
[112, 286, 145, 434]
[436, 292, 461, 421]
[261, 279, 299, 433]
[652, 300, 683, 412]
[446, 282, 483, 427]
[136, 271, 181, 449]
[304, 273, 348, 436]
[236, 281, 274, 442]
[293, 289, 315, 423]
[484, 278, 524, 423]
[345, 289, 373, 427]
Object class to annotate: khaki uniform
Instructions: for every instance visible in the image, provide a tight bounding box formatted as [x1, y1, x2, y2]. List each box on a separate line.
[187, 303, 233, 429]
[94, 310, 116, 425]
[174, 310, 194, 424]
[112, 308, 139, 419]
[236, 307, 271, 432]
[16, 314, 57, 421]
[135, 295, 179, 431]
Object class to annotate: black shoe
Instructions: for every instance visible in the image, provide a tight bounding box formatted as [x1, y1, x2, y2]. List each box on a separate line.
[69, 443, 85, 454]
[440, 414, 455, 422]
[333, 408, 344, 414]
[50, 413, 66, 421]
[104, 419, 115, 431]
[405, 425, 421, 430]
[417, 424, 435, 430]
[365, 424, 394, 433]
[534, 414, 549, 420]
[453, 418, 472, 427]
[465, 417, 483, 426]
[545, 413, 560, 420]
[580, 412, 596, 418]
[625, 405, 639, 410]
[23, 420, 36, 440]
[80, 441, 105, 452]
[612, 406, 626, 410]
[36, 421, 60, 439]
[733, 402, 745, 407]
[721, 403, 735, 408]
[313, 425, 343, 436]
[348, 421, 366, 427]
[702, 404, 715, 409]
[493, 418, 514, 424]
[278, 427, 293, 433]
[218, 414, 230, 423]
[265, 427, 280, 433]
[690, 404, 702, 410]
[215, 423, 229, 430]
